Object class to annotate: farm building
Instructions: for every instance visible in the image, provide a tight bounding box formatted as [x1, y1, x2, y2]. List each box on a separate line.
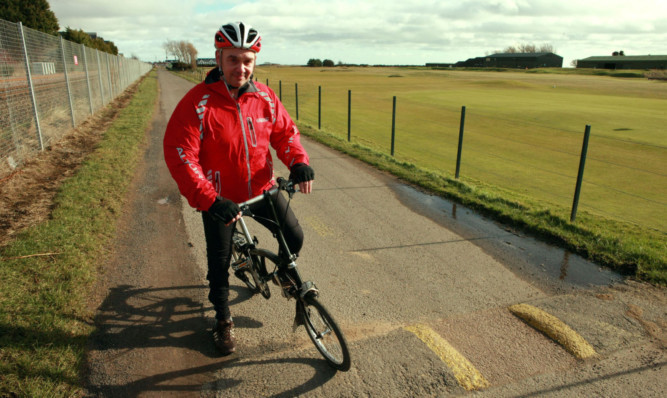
[453, 57, 486, 68]
[451, 52, 563, 69]
[197, 58, 217, 66]
[485, 52, 563, 68]
[576, 55, 667, 70]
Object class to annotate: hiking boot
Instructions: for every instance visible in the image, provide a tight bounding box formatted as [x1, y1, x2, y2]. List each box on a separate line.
[213, 319, 236, 355]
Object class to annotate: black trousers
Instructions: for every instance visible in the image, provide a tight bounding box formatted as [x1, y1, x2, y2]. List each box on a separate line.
[201, 191, 304, 321]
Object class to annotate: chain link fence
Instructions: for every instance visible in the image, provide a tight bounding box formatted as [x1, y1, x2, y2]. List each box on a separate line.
[0, 19, 153, 179]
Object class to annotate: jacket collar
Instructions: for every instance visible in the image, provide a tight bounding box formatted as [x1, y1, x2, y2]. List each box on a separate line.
[204, 68, 259, 97]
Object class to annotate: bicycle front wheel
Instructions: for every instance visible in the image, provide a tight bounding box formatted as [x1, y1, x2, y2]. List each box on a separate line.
[301, 295, 351, 371]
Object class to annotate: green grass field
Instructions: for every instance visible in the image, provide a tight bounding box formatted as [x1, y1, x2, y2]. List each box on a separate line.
[254, 66, 666, 233]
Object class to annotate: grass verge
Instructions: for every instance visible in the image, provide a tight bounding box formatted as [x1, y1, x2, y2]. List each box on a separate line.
[0, 70, 158, 397]
[297, 123, 666, 285]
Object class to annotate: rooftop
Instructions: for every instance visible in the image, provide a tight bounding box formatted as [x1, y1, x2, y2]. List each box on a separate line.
[580, 55, 667, 62]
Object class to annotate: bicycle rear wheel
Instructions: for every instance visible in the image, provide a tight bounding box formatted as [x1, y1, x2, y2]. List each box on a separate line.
[300, 295, 351, 371]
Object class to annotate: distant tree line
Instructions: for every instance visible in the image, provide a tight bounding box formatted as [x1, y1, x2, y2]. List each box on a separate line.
[61, 27, 119, 55]
[0, 0, 119, 55]
[307, 58, 336, 67]
[0, 0, 59, 34]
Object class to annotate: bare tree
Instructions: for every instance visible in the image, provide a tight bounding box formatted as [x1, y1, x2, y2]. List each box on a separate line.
[538, 43, 555, 53]
[493, 43, 555, 54]
[163, 40, 198, 68]
[517, 43, 536, 53]
[186, 42, 198, 69]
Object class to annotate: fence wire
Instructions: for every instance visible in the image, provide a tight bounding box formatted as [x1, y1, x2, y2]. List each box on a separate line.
[0, 19, 152, 179]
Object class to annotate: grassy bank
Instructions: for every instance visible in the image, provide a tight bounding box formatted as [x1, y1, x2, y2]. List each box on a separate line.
[0, 70, 158, 396]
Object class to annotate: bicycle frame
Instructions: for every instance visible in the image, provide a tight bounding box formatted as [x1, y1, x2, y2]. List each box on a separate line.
[236, 178, 305, 292]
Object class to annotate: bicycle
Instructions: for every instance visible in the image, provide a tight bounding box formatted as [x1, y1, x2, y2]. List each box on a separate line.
[230, 177, 351, 371]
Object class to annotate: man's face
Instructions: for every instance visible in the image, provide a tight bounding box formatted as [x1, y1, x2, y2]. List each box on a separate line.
[217, 48, 256, 88]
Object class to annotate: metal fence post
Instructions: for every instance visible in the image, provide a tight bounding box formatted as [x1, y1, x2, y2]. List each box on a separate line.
[114, 56, 120, 95]
[391, 96, 396, 156]
[279, 80, 282, 101]
[295, 83, 299, 120]
[60, 36, 76, 127]
[81, 44, 94, 115]
[106, 53, 113, 100]
[455, 106, 466, 178]
[96, 50, 105, 106]
[571, 125, 591, 222]
[18, 22, 44, 150]
[347, 90, 351, 142]
[318, 86, 321, 129]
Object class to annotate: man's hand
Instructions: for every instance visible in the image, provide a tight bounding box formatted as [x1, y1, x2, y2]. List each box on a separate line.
[208, 197, 242, 225]
[289, 163, 315, 194]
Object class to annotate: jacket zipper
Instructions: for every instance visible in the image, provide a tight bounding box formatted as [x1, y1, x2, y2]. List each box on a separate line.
[247, 117, 258, 147]
[236, 103, 253, 199]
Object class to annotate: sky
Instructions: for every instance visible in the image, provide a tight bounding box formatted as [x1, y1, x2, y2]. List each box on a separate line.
[48, 0, 667, 67]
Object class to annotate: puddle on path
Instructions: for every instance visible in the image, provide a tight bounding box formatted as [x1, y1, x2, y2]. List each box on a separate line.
[391, 184, 623, 293]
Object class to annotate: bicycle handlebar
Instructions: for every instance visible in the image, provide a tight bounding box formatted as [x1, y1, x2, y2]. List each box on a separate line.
[238, 177, 298, 210]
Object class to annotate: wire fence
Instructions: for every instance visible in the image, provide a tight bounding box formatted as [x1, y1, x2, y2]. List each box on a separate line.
[258, 74, 666, 232]
[0, 19, 153, 179]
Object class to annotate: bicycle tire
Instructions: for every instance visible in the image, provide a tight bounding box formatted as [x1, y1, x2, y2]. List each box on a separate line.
[301, 295, 351, 371]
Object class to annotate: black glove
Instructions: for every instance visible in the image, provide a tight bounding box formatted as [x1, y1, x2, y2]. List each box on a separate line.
[208, 196, 240, 224]
[289, 163, 315, 183]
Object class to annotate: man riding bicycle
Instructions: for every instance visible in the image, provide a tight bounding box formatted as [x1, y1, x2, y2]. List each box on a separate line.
[163, 21, 315, 356]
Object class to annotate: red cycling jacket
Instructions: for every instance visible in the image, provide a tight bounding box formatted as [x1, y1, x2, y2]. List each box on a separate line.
[163, 69, 309, 211]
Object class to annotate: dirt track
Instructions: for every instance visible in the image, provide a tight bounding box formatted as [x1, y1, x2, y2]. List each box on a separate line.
[84, 70, 224, 396]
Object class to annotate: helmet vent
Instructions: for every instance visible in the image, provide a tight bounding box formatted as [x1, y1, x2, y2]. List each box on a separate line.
[223, 25, 238, 42]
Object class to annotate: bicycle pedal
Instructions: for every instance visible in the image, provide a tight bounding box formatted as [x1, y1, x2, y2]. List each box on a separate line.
[231, 258, 250, 272]
[299, 281, 319, 298]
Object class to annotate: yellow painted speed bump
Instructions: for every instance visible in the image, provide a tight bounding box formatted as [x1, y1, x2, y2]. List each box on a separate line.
[509, 303, 597, 359]
[404, 324, 489, 391]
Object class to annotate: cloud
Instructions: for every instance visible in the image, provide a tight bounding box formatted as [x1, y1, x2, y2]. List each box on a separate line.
[48, 0, 667, 65]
